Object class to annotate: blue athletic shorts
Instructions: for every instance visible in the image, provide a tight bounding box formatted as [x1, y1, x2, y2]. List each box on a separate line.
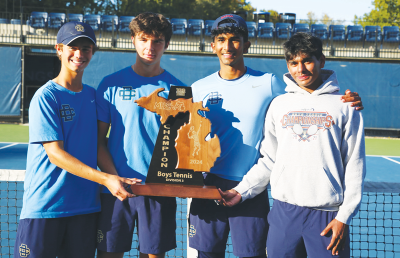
[189, 173, 270, 257]
[267, 200, 350, 258]
[96, 193, 177, 254]
[14, 212, 98, 258]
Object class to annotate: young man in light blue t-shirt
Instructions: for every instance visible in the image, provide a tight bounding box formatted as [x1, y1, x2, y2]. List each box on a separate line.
[96, 12, 184, 258]
[188, 14, 364, 258]
[14, 22, 135, 258]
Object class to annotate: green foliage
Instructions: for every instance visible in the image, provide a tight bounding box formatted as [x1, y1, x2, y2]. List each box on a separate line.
[1, 0, 256, 20]
[304, 11, 318, 26]
[354, 0, 400, 27]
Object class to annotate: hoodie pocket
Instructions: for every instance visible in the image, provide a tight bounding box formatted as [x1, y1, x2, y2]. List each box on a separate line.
[271, 165, 342, 207]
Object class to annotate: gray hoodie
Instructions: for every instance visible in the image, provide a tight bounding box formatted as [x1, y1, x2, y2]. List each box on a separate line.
[234, 69, 366, 224]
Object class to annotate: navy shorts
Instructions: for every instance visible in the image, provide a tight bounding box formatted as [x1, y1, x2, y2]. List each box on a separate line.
[14, 212, 98, 258]
[267, 200, 350, 258]
[189, 173, 270, 257]
[96, 193, 177, 254]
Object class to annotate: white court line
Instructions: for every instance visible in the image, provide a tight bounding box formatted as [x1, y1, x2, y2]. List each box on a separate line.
[0, 170, 25, 181]
[0, 142, 28, 144]
[0, 143, 18, 150]
[382, 156, 400, 165]
[367, 155, 400, 158]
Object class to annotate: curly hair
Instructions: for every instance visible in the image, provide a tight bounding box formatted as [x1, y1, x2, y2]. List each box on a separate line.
[129, 12, 172, 47]
[283, 32, 323, 61]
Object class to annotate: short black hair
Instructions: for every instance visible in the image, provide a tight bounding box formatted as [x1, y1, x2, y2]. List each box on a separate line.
[211, 19, 248, 42]
[283, 32, 323, 61]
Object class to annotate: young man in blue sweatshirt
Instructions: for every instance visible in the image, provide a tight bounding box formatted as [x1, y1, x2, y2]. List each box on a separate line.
[221, 32, 366, 258]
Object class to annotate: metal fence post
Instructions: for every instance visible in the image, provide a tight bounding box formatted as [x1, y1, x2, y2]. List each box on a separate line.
[287, 26, 290, 40]
[330, 26, 334, 57]
[20, 45, 25, 124]
[20, 7, 24, 43]
[374, 27, 379, 58]
[112, 19, 116, 48]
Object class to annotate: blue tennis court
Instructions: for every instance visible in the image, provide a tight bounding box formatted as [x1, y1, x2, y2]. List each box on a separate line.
[1, 141, 399, 182]
[0, 142, 399, 257]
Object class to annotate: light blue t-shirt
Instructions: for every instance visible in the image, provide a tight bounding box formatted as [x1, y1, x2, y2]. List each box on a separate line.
[191, 67, 286, 181]
[96, 66, 185, 193]
[21, 81, 100, 219]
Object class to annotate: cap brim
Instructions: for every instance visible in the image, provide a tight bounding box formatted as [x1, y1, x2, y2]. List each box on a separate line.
[61, 35, 96, 46]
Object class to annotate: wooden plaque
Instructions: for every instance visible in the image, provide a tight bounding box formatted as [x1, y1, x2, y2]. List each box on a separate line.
[130, 86, 221, 200]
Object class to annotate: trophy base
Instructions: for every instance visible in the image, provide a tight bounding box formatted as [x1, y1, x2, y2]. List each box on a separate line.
[130, 183, 221, 200]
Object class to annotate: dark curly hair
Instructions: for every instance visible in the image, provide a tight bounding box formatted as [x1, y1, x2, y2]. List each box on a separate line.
[211, 19, 248, 42]
[283, 32, 323, 61]
[129, 12, 172, 47]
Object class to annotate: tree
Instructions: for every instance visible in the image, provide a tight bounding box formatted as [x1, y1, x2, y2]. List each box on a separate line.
[0, 0, 256, 21]
[320, 13, 334, 26]
[304, 11, 318, 25]
[354, 0, 400, 27]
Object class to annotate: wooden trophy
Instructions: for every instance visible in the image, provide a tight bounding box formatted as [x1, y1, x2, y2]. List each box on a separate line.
[130, 86, 221, 199]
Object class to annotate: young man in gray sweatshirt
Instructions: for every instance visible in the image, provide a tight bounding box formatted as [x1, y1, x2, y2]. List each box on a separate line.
[220, 32, 366, 258]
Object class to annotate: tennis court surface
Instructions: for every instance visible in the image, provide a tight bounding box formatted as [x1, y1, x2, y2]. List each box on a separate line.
[0, 142, 399, 257]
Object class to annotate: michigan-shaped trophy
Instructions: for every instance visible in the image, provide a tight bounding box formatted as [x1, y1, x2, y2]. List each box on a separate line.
[130, 86, 221, 199]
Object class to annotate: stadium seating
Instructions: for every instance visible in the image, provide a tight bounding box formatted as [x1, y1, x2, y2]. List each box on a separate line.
[187, 19, 203, 42]
[101, 15, 118, 32]
[329, 25, 345, 48]
[30, 12, 48, 29]
[382, 26, 399, 49]
[170, 18, 187, 42]
[48, 13, 65, 29]
[364, 25, 381, 48]
[253, 11, 270, 23]
[67, 13, 83, 22]
[204, 19, 214, 51]
[246, 21, 257, 45]
[2, 10, 400, 55]
[10, 19, 21, 24]
[311, 24, 328, 39]
[280, 13, 296, 26]
[119, 16, 134, 33]
[83, 14, 101, 31]
[275, 23, 292, 45]
[84, 14, 101, 39]
[293, 23, 309, 34]
[257, 22, 274, 45]
[204, 20, 214, 38]
[346, 25, 364, 48]
[29, 12, 48, 36]
[101, 15, 118, 40]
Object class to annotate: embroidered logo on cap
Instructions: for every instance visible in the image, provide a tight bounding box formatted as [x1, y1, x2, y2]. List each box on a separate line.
[75, 24, 85, 32]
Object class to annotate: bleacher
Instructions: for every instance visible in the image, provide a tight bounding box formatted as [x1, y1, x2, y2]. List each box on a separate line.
[1, 11, 400, 58]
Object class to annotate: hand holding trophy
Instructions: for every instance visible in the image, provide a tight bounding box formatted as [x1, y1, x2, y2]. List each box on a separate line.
[130, 86, 222, 199]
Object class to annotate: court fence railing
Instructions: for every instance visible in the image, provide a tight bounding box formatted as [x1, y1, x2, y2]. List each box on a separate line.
[1, 170, 399, 258]
[1, 25, 400, 59]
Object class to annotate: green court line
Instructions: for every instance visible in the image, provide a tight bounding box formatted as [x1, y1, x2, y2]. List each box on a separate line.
[365, 138, 400, 156]
[0, 124, 29, 143]
[1, 124, 399, 156]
